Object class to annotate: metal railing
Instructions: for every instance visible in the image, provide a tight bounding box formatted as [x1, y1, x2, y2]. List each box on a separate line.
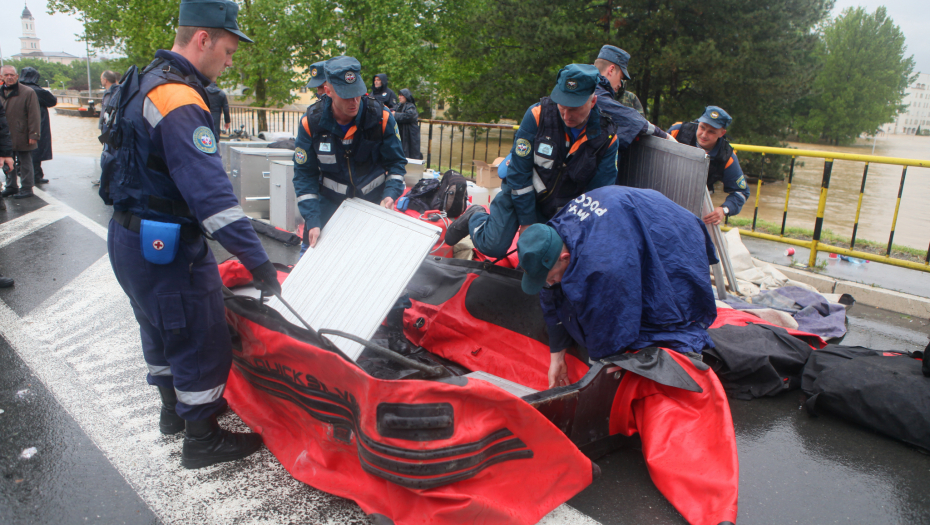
[419, 119, 518, 176]
[726, 144, 930, 272]
[229, 106, 304, 136]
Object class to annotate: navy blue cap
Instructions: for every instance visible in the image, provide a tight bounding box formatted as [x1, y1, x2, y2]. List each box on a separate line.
[324, 56, 366, 99]
[597, 45, 631, 80]
[697, 106, 732, 129]
[517, 224, 565, 295]
[178, 0, 253, 43]
[307, 61, 326, 88]
[550, 64, 599, 108]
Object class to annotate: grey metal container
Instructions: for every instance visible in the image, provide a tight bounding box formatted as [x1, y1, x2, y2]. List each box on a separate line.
[219, 140, 273, 177]
[617, 135, 709, 217]
[269, 160, 300, 232]
[228, 148, 295, 219]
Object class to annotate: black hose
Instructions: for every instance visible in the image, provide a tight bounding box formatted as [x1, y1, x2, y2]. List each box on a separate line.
[319, 329, 445, 378]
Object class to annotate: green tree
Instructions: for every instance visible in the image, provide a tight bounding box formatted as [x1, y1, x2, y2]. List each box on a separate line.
[47, 0, 337, 118]
[795, 6, 915, 144]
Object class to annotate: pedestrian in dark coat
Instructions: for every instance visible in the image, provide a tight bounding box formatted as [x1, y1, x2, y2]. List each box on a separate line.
[371, 73, 397, 109]
[0, 65, 40, 199]
[394, 89, 422, 160]
[18, 67, 57, 184]
[205, 83, 230, 134]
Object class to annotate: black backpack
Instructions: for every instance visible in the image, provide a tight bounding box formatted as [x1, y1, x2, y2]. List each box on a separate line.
[97, 65, 141, 205]
[430, 170, 468, 218]
[405, 178, 441, 214]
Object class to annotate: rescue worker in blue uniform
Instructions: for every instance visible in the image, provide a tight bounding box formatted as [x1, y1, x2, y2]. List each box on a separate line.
[306, 60, 327, 99]
[669, 106, 750, 225]
[444, 64, 620, 258]
[104, 0, 281, 469]
[516, 185, 718, 389]
[292, 56, 407, 251]
[592, 45, 675, 147]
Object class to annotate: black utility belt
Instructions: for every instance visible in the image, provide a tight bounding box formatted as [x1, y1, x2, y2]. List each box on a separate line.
[113, 210, 203, 244]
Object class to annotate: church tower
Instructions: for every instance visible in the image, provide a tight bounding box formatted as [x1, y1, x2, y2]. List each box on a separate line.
[20, 4, 42, 55]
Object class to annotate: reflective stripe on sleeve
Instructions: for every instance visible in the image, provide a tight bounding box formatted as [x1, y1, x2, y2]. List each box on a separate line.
[531, 169, 547, 193]
[388, 174, 405, 182]
[512, 184, 536, 196]
[360, 174, 386, 195]
[644, 122, 656, 135]
[143, 97, 164, 128]
[147, 363, 172, 377]
[734, 192, 747, 203]
[175, 384, 225, 406]
[297, 194, 319, 202]
[318, 154, 337, 164]
[322, 177, 348, 194]
[202, 205, 247, 234]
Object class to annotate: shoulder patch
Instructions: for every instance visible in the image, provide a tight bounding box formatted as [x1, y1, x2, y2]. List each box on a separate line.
[192, 126, 217, 154]
[515, 138, 531, 157]
[394, 122, 401, 141]
[294, 147, 308, 164]
[737, 175, 747, 190]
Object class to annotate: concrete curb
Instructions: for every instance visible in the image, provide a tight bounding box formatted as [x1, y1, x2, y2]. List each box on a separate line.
[767, 262, 930, 318]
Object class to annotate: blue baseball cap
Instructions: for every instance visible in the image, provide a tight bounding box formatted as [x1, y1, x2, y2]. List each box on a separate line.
[517, 224, 565, 295]
[697, 106, 732, 129]
[597, 45, 631, 80]
[178, 0, 253, 43]
[550, 64, 600, 108]
[307, 61, 326, 88]
[324, 56, 366, 99]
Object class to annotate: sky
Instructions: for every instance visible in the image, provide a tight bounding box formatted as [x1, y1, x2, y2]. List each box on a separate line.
[1, 0, 928, 74]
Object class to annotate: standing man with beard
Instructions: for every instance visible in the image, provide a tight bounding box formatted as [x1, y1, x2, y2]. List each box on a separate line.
[0, 65, 40, 199]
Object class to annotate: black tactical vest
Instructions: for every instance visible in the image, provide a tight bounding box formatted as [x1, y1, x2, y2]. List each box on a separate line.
[532, 97, 616, 219]
[675, 121, 735, 191]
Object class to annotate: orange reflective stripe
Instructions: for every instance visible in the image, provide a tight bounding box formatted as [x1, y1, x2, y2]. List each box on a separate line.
[382, 110, 390, 133]
[725, 156, 734, 169]
[344, 125, 358, 141]
[568, 134, 588, 156]
[670, 122, 683, 139]
[146, 83, 209, 116]
[531, 105, 542, 126]
[610, 134, 618, 147]
[301, 116, 311, 136]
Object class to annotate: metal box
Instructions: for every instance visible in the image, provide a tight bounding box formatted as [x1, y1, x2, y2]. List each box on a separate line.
[228, 148, 295, 219]
[617, 135, 709, 217]
[269, 160, 300, 232]
[219, 140, 273, 177]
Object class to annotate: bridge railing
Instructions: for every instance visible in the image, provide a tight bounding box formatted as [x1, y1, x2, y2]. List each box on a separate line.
[225, 105, 930, 272]
[727, 144, 930, 272]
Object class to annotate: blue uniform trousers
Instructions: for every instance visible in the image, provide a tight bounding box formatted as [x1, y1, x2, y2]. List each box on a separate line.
[108, 219, 231, 421]
[468, 182, 546, 258]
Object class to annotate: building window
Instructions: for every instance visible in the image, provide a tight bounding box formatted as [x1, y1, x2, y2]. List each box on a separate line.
[299, 86, 307, 93]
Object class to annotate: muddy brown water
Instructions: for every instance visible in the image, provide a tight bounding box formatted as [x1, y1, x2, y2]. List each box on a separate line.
[50, 111, 930, 249]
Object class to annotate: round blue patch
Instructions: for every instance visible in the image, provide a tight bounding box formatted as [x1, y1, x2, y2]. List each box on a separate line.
[515, 138, 531, 157]
[193, 126, 217, 154]
[294, 147, 308, 164]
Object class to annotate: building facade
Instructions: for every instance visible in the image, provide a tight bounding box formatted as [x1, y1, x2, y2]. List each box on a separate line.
[881, 72, 930, 136]
[10, 5, 83, 66]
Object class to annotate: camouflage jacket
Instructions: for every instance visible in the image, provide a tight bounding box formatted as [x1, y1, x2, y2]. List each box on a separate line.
[618, 90, 645, 118]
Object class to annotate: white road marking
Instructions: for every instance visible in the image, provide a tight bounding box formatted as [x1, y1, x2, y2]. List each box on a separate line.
[0, 203, 67, 249]
[0, 195, 600, 525]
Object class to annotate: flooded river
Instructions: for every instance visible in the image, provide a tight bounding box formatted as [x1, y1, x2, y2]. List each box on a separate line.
[49, 111, 930, 249]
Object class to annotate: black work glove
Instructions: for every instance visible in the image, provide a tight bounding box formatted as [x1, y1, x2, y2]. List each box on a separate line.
[251, 260, 282, 296]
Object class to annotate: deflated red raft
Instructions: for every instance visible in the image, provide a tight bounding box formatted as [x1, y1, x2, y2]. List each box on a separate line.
[219, 261, 594, 525]
[221, 257, 743, 525]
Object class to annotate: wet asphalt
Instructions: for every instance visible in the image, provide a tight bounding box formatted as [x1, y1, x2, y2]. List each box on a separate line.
[1, 155, 929, 524]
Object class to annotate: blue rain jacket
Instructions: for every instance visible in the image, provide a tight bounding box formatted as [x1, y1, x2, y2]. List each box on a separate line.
[540, 186, 718, 358]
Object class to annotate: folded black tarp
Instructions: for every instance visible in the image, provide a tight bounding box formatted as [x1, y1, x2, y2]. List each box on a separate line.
[802, 344, 930, 452]
[705, 323, 814, 399]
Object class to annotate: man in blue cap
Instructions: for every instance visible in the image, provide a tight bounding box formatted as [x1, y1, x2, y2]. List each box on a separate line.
[516, 185, 718, 388]
[292, 55, 407, 251]
[102, 0, 279, 469]
[669, 106, 750, 225]
[444, 64, 619, 257]
[593, 44, 646, 117]
[306, 60, 327, 99]
[591, 45, 676, 162]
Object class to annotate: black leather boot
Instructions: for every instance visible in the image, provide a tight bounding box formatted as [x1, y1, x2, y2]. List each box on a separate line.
[181, 415, 263, 469]
[443, 205, 485, 246]
[1, 186, 18, 198]
[157, 386, 185, 435]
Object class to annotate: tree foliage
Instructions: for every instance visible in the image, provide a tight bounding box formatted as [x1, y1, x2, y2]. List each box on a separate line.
[794, 7, 915, 144]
